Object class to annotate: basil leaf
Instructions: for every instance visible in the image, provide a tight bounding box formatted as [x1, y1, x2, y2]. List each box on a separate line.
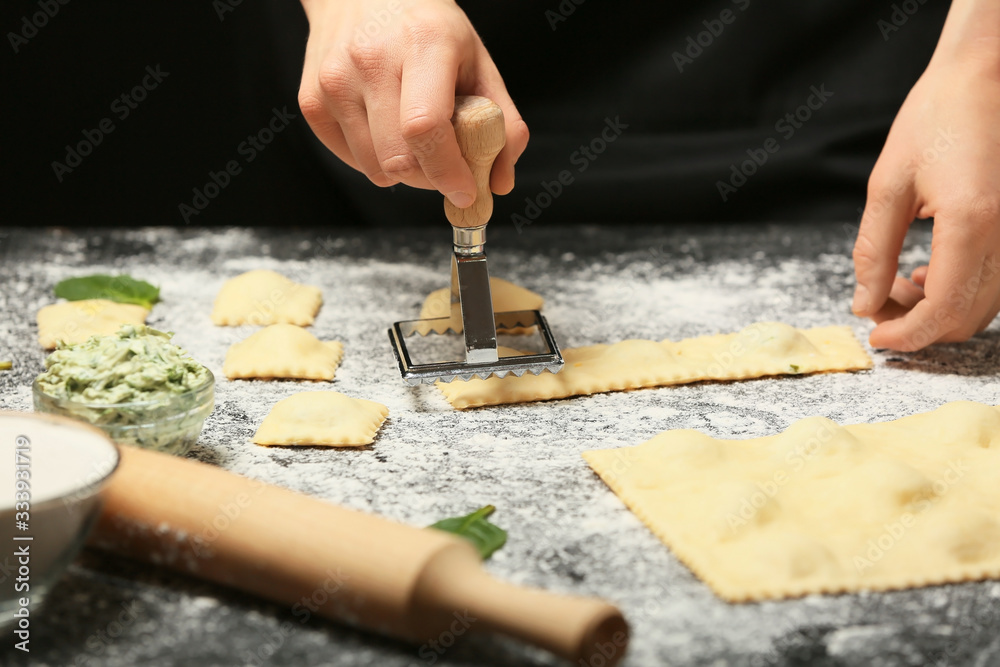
[429, 505, 507, 559]
[55, 274, 160, 309]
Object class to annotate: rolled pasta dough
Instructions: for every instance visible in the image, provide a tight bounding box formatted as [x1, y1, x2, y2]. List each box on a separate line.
[584, 401, 1000, 601]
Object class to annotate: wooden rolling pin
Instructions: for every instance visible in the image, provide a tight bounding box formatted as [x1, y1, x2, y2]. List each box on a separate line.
[89, 445, 630, 665]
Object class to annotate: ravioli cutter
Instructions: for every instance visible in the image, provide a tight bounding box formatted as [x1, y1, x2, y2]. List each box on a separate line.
[389, 96, 564, 385]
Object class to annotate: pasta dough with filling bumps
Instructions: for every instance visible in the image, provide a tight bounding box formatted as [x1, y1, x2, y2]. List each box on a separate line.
[583, 401, 1000, 601]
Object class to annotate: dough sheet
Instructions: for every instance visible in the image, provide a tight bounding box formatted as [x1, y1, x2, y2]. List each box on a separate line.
[438, 322, 872, 409]
[583, 401, 1000, 601]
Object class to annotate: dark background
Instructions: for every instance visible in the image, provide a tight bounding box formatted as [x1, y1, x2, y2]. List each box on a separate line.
[2, 1, 948, 227]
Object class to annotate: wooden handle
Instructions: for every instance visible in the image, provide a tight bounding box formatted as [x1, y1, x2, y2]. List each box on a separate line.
[89, 446, 629, 665]
[444, 96, 506, 228]
[414, 542, 629, 665]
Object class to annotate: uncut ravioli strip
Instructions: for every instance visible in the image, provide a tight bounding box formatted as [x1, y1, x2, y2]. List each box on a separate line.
[37, 299, 149, 349]
[438, 322, 872, 409]
[253, 391, 389, 447]
[223, 324, 344, 380]
[212, 269, 322, 326]
[583, 401, 1000, 602]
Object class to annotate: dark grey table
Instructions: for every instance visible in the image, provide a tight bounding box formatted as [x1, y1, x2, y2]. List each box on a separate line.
[1, 223, 999, 667]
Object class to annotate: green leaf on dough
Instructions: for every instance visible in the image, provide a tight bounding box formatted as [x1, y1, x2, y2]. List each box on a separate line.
[54, 274, 160, 310]
[428, 505, 508, 559]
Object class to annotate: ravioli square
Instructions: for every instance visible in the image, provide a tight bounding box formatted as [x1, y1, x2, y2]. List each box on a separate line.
[223, 324, 343, 380]
[37, 299, 149, 349]
[211, 270, 322, 326]
[253, 391, 389, 447]
[583, 401, 1000, 601]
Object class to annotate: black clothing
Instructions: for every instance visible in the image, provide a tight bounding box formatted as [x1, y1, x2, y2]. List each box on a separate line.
[4, 1, 948, 226]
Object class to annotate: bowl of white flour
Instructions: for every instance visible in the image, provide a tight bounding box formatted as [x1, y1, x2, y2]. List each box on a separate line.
[0, 412, 120, 634]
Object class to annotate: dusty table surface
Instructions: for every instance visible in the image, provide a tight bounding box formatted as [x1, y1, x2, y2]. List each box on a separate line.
[1, 223, 999, 667]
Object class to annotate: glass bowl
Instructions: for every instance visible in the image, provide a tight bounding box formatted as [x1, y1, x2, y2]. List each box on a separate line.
[32, 372, 214, 457]
[0, 411, 120, 630]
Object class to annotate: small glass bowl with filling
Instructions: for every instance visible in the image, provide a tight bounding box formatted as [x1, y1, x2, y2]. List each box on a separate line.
[33, 325, 214, 456]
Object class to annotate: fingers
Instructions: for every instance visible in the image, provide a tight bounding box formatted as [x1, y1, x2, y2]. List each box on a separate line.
[869, 218, 994, 350]
[337, 99, 398, 187]
[468, 54, 529, 196]
[910, 265, 928, 287]
[298, 5, 522, 205]
[870, 276, 925, 324]
[945, 252, 1000, 339]
[364, 73, 417, 187]
[398, 43, 476, 207]
[301, 60, 399, 188]
[852, 177, 917, 317]
[297, 91, 361, 173]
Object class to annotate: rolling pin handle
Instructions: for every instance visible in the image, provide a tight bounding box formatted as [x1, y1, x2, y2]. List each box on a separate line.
[413, 542, 630, 666]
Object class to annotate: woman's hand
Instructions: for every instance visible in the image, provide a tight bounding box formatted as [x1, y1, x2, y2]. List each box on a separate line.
[852, 25, 1000, 350]
[297, 0, 528, 208]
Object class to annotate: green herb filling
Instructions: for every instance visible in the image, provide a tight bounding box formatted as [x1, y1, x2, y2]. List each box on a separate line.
[37, 325, 209, 404]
